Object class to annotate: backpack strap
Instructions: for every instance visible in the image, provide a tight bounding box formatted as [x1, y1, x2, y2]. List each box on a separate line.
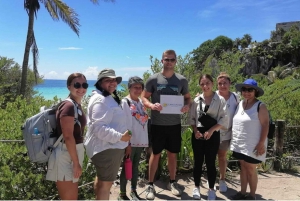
[123, 97, 131, 107]
[231, 92, 238, 102]
[257, 101, 262, 113]
[52, 98, 82, 148]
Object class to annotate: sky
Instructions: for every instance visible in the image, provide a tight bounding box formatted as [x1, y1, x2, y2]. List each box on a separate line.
[0, 0, 299, 81]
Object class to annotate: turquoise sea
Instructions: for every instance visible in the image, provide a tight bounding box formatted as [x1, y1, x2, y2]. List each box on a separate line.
[34, 79, 128, 100]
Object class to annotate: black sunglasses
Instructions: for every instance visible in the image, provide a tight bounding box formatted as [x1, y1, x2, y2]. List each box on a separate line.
[74, 82, 89, 89]
[163, 58, 176, 62]
[241, 87, 255, 92]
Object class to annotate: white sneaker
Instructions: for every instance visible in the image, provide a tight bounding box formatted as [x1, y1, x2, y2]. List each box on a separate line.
[219, 180, 228, 193]
[145, 185, 155, 200]
[192, 187, 201, 200]
[207, 189, 216, 200]
[167, 182, 182, 196]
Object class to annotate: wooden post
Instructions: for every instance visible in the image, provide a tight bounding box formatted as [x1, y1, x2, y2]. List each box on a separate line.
[273, 120, 285, 171]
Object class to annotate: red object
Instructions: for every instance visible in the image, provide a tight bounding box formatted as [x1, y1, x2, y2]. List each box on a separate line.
[124, 158, 132, 180]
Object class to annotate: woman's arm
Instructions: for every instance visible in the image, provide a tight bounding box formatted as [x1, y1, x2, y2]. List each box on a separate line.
[61, 116, 81, 179]
[255, 103, 269, 155]
[90, 101, 129, 143]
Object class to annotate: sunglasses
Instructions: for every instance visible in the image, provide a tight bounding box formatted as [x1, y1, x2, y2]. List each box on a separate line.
[163, 58, 176, 62]
[74, 82, 89, 89]
[241, 87, 255, 92]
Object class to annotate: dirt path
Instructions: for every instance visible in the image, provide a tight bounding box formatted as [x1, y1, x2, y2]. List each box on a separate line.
[109, 171, 300, 200]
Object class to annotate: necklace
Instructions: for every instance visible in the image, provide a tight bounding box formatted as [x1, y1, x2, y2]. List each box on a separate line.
[241, 100, 248, 115]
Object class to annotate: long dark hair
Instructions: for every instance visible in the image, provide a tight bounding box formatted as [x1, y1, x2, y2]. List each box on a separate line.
[95, 80, 121, 105]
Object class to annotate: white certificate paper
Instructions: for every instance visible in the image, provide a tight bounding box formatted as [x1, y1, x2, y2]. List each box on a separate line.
[160, 95, 184, 114]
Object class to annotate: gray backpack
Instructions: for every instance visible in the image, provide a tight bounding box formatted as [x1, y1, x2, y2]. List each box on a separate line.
[21, 98, 80, 163]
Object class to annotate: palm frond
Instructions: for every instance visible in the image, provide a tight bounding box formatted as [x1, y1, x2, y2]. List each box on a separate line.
[44, 0, 59, 20]
[44, 0, 80, 36]
[24, 0, 40, 17]
[31, 32, 39, 83]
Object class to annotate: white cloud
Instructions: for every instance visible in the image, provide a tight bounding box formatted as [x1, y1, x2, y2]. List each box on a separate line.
[58, 47, 82, 50]
[82, 66, 99, 80]
[122, 73, 130, 81]
[126, 56, 131, 59]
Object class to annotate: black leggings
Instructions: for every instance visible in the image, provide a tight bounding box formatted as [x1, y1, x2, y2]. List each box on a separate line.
[192, 127, 220, 188]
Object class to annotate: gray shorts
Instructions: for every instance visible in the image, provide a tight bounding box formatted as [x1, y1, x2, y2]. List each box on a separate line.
[91, 148, 124, 181]
[219, 139, 230, 151]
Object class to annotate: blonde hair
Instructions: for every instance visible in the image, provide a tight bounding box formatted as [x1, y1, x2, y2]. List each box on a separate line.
[162, 49, 177, 59]
[217, 72, 231, 82]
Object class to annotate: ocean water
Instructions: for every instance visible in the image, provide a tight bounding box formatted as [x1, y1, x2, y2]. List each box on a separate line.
[34, 79, 128, 100]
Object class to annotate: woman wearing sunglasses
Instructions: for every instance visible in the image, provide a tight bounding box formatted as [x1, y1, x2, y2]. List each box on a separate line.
[188, 74, 228, 200]
[230, 79, 269, 200]
[84, 69, 132, 200]
[46, 73, 88, 200]
[216, 72, 240, 193]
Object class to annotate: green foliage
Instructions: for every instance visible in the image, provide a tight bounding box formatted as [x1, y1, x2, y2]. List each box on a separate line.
[0, 56, 43, 106]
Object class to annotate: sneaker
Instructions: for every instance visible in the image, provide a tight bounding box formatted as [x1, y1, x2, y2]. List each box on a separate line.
[219, 180, 228, 193]
[145, 185, 155, 200]
[207, 189, 216, 200]
[192, 187, 201, 200]
[130, 190, 142, 201]
[167, 182, 183, 196]
[118, 194, 130, 201]
[206, 181, 216, 191]
[231, 192, 247, 200]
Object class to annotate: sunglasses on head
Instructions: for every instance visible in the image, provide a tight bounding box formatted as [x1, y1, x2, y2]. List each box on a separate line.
[163, 58, 176, 62]
[241, 87, 255, 92]
[74, 82, 89, 89]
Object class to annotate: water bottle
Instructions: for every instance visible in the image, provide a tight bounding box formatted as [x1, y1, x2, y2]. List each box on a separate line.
[124, 158, 132, 180]
[33, 128, 39, 135]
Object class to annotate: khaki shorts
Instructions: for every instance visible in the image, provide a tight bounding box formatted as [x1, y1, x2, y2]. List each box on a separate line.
[46, 142, 85, 183]
[219, 139, 230, 151]
[91, 148, 124, 182]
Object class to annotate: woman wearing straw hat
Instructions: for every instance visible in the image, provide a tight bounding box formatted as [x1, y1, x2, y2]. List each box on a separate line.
[84, 69, 132, 200]
[230, 79, 269, 200]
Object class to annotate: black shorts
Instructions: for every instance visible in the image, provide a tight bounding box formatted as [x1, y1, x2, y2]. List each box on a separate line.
[232, 151, 261, 164]
[151, 124, 181, 155]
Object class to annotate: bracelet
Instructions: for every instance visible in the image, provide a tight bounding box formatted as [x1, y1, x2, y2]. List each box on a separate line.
[128, 142, 131, 146]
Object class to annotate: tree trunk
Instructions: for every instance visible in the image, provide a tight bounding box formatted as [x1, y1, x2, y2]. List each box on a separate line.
[20, 8, 34, 96]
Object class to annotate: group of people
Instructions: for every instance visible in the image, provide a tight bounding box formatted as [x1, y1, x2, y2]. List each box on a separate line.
[45, 49, 269, 200]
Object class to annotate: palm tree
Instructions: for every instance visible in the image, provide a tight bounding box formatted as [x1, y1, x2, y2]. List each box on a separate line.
[20, 0, 114, 96]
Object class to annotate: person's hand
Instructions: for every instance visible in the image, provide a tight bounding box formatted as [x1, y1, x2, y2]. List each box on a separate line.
[194, 130, 203, 139]
[203, 129, 214, 140]
[73, 162, 82, 179]
[254, 142, 266, 156]
[125, 145, 132, 158]
[180, 105, 190, 113]
[120, 130, 132, 142]
[150, 103, 162, 111]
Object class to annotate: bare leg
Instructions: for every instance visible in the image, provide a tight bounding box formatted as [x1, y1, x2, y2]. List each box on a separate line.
[56, 181, 78, 200]
[239, 160, 248, 194]
[167, 151, 177, 180]
[148, 152, 161, 182]
[95, 179, 113, 200]
[218, 149, 227, 180]
[244, 162, 258, 197]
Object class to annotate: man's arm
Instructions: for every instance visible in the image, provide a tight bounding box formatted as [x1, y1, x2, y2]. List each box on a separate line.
[141, 90, 162, 111]
[181, 92, 192, 113]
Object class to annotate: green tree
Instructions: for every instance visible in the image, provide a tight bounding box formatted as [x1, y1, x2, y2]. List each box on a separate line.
[0, 56, 42, 105]
[20, 0, 114, 96]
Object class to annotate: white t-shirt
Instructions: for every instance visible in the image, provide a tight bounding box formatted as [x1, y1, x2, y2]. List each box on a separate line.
[216, 91, 239, 141]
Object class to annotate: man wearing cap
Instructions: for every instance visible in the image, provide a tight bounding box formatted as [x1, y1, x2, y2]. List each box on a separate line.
[141, 49, 191, 199]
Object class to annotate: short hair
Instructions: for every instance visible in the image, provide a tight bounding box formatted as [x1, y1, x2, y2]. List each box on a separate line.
[67, 73, 86, 86]
[217, 72, 231, 82]
[198, 74, 214, 85]
[162, 49, 177, 59]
